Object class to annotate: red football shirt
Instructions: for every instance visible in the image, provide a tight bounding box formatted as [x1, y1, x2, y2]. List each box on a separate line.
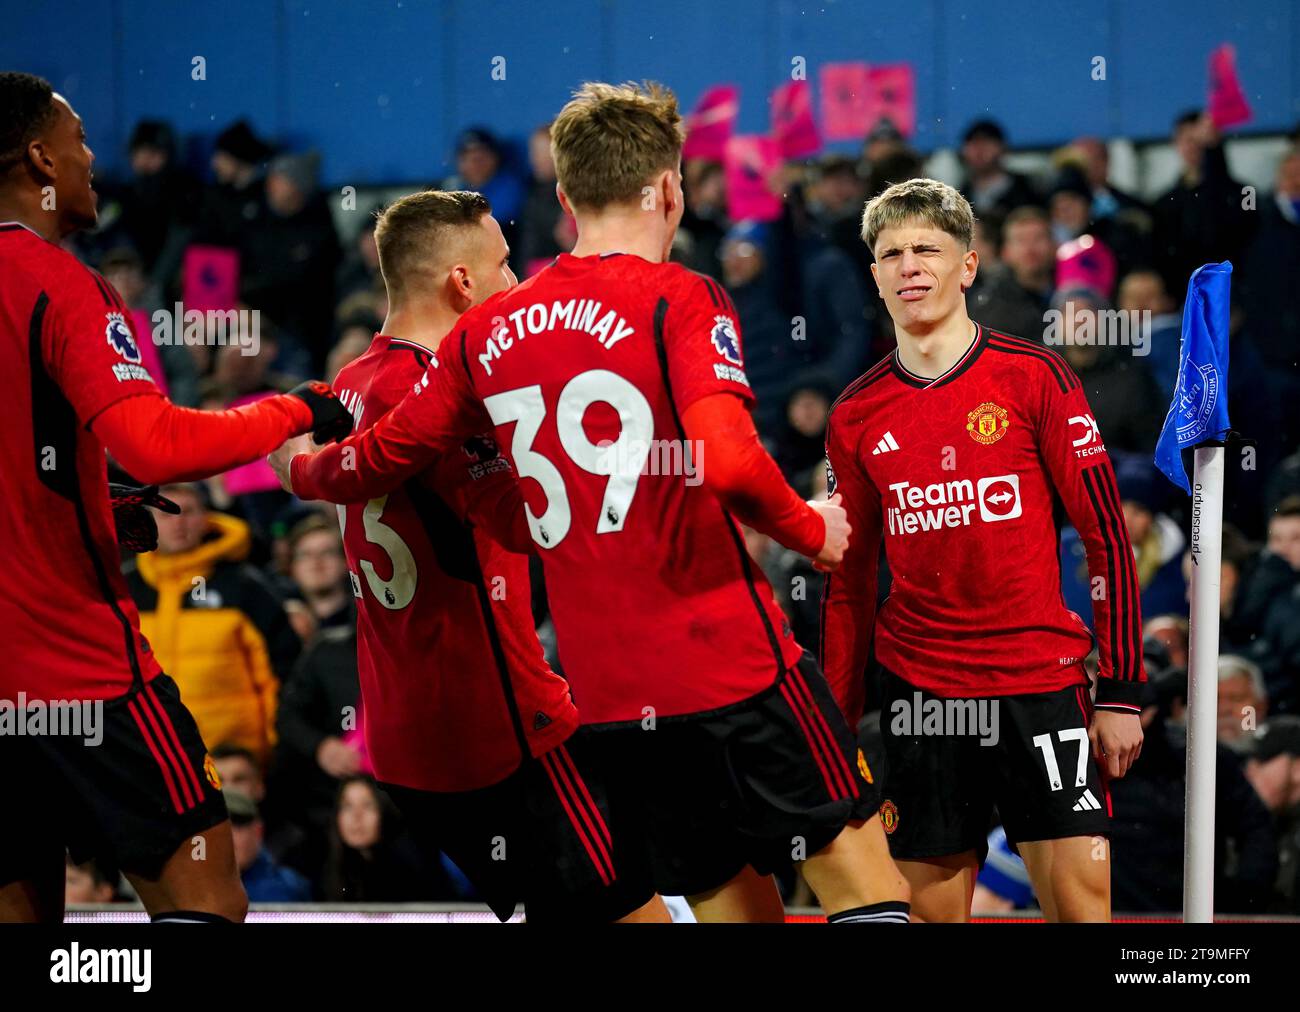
[332, 334, 577, 790]
[821, 325, 1146, 721]
[295, 254, 804, 725]
[0, 222, 164, 701]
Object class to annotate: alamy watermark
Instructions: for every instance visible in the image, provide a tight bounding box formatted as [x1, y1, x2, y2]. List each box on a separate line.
[151, 304, 261, 356]
[890, 690, 1000, 746]
[1043, 303, 1150, 357]
[0, 693, 103, 746]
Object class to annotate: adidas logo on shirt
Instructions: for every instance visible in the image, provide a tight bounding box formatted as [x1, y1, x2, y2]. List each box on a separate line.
[872, 431, 901, 455]
[1072, 789, 1102, 812]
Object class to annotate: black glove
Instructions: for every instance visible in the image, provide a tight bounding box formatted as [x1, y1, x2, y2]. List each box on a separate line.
[109, 483, 181, 554]
[289, 380, 353, 444]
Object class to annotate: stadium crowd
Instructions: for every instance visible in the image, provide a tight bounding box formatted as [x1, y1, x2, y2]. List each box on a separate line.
[60, 106, 1300, 915]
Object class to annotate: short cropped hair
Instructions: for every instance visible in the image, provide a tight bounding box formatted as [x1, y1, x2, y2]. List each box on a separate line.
[0, 72, 58, 174]
[860, 177, 975, 255]
[551, 81, 684, 211]
[373, 189, 491, 295]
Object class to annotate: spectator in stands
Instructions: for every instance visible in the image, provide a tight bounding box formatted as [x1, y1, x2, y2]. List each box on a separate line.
[240, 151, 341, 370]
[969, 206, 1054, 340]
[1061, 453, 1186, 628]
[322, 777, 444, 902]
[125, 483, 299, 765]
[1151, 111, 1256, 298]
[1144, 615, 1189, 671]
[958, 119, 1039, 221]
[1180, 524, 1257, 656]
[517, 123, 566, 276]
[105, 119, 199, 288]
[1116, 267, 1180, 396]
[326, 323, 374, 385]
[1240, 147, 1300, 456]
[287, 515, 352, 634]
[773, 375, 836, 494]
[1218, 655, 1269, 747]
[335, 209, 383, 301]
[226, 788, 313, 902]
[441, 127, 525, 250]
[719, 220, 796, 433]
[64, 858, 120, 905]
[1054, 286, 1165, 453]
[1047, 166, 1093, 248]
[677, 157, 728, 279]
[1109, 671, 1278, 913]
[804, 155, 871, 281]
[197, 119, 272, 247]
[211, 743, 267, 804]
[272, 618, 363, 880]
[1062, 139, 1153, 277]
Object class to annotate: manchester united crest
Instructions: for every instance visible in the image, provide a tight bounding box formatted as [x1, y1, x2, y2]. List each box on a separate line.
[204, 753, 222, 789]
[856, 748, 874, 785]
[966, 401, 1010, 445]
[879, 799, 899, 835]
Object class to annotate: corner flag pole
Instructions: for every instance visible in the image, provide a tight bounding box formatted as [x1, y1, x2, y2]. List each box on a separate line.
[1152, 260, 1233, 925]
[1182, 443, 1224, 923]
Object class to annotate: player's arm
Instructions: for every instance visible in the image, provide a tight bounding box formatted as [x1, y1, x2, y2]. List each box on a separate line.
[1035, 361, 1144, 776]
[285, 337, 486, 504]
[42, 275, 348, 483]
[92, 384, 348, 485]
[680, 393, 840, 563]
[456, 446, 535, 556]
[664, 272, 845, 567]
[819, 411, 884, 724]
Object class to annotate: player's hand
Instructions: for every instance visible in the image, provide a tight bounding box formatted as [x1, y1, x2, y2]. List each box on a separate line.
[316, 736, 363, 778]
[288, 380, 353, 445]
[268, 433, 317, 494]
[1090, 710, 1143, 779]
[109, 483, 181, 553]
[809, 492, 851, 572]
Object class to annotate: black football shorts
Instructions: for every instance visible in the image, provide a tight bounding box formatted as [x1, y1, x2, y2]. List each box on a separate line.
[877, 668, 1110, 862]
[0, 673, 228, 888]
[585, 651, 882, 899]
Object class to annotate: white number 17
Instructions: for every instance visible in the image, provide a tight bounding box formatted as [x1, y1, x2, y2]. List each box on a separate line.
[1032, 728, 1089, 791]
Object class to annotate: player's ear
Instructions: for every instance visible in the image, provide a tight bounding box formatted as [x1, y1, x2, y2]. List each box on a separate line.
[556, 184, 574, 218]
[869, 260, 881, 295]
[25, 136, 56, 182]
[447, 264, 473, 313]
[960, 247, 979, 292]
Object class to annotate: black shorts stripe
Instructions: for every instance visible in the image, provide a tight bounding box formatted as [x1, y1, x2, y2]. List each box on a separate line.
[540, 750, 615, 884]
[783, 667, 856, 799]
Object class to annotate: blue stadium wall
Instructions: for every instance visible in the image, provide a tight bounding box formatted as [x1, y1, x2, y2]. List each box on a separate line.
[4, 0, 1297, 185]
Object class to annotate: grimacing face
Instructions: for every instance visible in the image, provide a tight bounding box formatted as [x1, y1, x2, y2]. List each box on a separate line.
[870, 222, 977, 336]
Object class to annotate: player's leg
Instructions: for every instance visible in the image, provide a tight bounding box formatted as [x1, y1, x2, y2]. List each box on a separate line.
[46, 675, 242, 921]
[876, 668, 994, 922]
[995, 684, 1112, 922]
[0, 736, 69, 923]
[895, 852, 981, 922]
[125, 820, 248, 922]
[0, 861, 65, 924]
[1016, 835, 1110, 922]
[615, 894, 673, 922]
[801, 815, 910, 917]
[687, 863, 786, 922]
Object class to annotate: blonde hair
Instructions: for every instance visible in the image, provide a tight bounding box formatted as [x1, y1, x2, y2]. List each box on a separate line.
[860, 177, 975, 254]
[550, 81, 684, 211]
[373, 189, 491, 295]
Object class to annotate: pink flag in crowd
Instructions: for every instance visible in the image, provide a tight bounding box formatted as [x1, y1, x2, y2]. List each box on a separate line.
[183, 245, 240, 314]
[770, 80, 821, 159]
[683, 85, 740, 160]
[865, 64, 917, 138]
[1207, 43, 1251, 130]
[819, 62, 872, 141]
[725, 135, 783, 222]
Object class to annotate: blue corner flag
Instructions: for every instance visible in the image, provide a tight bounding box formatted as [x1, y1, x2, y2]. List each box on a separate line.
[1154, 262, 1233, 493]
